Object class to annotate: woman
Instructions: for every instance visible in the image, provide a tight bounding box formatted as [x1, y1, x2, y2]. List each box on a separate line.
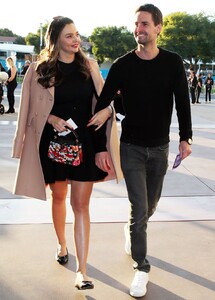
[188, 70, 197, 104]
[5, 56, 17, 113]
[196, 73, 203, 103]
[12, 16, 122, 290]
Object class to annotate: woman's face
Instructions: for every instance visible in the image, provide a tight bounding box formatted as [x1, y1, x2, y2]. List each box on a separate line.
[58, 23, 81, 56]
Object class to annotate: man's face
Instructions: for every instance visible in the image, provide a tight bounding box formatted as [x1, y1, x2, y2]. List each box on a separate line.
[134, 11, 162, 46]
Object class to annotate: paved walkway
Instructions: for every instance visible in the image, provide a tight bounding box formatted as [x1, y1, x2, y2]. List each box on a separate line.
[0, 86, 214, 299]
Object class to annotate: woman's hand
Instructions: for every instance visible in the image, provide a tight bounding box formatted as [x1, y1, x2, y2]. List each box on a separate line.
[95, 151, 112, 172]
[87, 107, 112, 131]
[47, 114, 73, 132]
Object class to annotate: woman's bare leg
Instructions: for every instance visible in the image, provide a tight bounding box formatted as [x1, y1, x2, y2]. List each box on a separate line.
[49, 181, 68, 256]
[70, 181, 93, 280]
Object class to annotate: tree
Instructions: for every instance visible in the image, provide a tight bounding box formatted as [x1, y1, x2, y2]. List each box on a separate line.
[25, 23, 48, 54]
[15, 36, 26, 45]
[0, 28, 14, 36]
[89, 26, 136, 65]
[158, 12, 215, 71]
[0, 29, 25, 45]
[25, 33, 40, 54]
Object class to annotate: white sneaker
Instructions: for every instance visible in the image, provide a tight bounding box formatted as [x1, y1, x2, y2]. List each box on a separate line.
[130, 270, 149, 297]
[124, 223, 131, 255]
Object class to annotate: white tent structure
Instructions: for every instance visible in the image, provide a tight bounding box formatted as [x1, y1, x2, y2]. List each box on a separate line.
[0, 43, 34, 61]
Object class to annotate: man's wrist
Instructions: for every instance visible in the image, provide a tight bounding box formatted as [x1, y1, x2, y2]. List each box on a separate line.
[180, 138, 193, 145]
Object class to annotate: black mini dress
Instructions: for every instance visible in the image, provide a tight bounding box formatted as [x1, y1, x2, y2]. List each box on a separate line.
[39, 61, 107, 184]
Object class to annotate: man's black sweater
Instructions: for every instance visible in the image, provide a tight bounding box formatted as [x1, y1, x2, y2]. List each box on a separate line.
[96, 48, 192, 147]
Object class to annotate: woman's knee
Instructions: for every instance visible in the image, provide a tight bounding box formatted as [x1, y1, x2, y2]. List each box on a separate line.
[71, 197, 89, 214]
[70, 181, 92, 213]
[50, 182, 68, 203]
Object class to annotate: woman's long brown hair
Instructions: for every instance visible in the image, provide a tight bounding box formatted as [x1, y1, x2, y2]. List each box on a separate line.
[36, 16, 90, 88]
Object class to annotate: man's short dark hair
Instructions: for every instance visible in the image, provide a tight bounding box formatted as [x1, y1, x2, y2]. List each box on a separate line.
[135, 4, 163, 26]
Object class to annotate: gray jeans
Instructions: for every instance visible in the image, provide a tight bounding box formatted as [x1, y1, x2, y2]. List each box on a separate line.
[120, 142, 169, 272]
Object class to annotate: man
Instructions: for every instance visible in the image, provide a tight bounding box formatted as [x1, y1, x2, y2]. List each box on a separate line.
[21, 60, 31, 75]
[204, 73, 214, 103]
[88, 4, 192, 297]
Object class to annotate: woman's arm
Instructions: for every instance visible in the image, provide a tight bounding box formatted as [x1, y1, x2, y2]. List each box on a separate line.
[47, 115, 74, 132]
[8, 66, 17, 82]
[88, 59, 122, 129]
[87, 105, 112, 130]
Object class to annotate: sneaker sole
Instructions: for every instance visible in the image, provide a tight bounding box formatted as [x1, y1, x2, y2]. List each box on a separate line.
[124, 224, 131, 255]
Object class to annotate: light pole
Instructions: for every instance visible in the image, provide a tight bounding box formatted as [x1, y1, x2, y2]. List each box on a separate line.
[40, 23, 43, 52]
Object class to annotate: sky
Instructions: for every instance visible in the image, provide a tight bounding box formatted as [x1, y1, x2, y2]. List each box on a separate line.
[0, 0, 214, 37]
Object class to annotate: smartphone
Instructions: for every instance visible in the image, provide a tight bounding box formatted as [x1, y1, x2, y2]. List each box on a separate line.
[172, 154, 182, 169]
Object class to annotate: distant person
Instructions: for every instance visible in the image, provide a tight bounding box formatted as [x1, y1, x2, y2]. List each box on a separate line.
[21, 60, 31, 75]
[5, 56, 17, 113]
[0, 62, 6, 99]
[204, 73, 214, 103]
[0, 80, 3, 101]
[196, 73, 203, 104]
[0, 62, 6, 72]
[188, 70, 198, 104]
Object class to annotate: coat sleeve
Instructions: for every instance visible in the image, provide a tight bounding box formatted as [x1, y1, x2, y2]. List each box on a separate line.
[89, 59, 107, 152]
[89, 58, 123, 183]
[12, 63, 35, 158]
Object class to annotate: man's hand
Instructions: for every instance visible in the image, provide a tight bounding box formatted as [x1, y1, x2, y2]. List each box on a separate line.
[179, 141, 192, 160]
[95, 151, 112, 172]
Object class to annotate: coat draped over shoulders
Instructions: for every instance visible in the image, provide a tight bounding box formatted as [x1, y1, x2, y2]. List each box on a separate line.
[12, 59, 123, 200]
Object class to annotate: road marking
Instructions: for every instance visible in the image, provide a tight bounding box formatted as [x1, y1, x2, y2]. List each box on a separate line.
[0, 121, 17, 125]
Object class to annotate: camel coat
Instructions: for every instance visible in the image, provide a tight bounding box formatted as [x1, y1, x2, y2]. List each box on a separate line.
[12, 59, 123, 200]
